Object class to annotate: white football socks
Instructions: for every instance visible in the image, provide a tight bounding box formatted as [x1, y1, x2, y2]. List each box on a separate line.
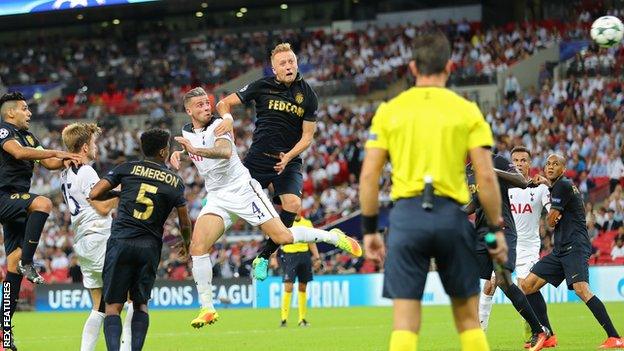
[81, 309, 105, 351]
[290, 226, 338, 245]
[192, 253, 215, 310]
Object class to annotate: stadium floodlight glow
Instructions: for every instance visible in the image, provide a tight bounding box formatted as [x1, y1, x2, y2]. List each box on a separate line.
[195, 11, 203, 18]
[280, 3, 288, 10]
[76, 14, 83, 20]
[240, 7, 247, 13]
[236, 11, 243, 18]
[201, 2, 208, 8]
[112, 19, 120, 25]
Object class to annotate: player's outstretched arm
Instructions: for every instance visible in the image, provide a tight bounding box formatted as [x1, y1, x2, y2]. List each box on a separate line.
[359, 147, 388, 264]
[2, 139, 82, 168]
[494, 168, 529, 188]
[89, 179, 115, 201]
[546, 209, 562, 229]
[175, 137, 231, 160]
[90, 197, 119, 216]
[274, 121, 316, 174]
[214, 93, 241, 136]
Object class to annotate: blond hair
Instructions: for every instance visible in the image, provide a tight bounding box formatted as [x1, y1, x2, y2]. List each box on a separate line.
[183, 87, 207, 107]
[62, 122, 101, 153]
[271, 43, 294, 61]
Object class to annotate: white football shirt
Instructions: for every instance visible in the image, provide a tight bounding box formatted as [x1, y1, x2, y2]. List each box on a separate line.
[508, 184, 551, 252]
[61, 164, 112, 243]
[181, 118, 251, 193]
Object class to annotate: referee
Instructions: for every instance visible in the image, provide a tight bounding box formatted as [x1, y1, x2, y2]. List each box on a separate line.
[216, 43, 318, 281]
[278, 215, 321, 327]
[359, 31, 507, 351]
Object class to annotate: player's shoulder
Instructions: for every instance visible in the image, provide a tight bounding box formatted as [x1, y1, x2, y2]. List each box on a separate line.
[537, 183, 550, 193]
[552, 176, 573, 191]
[182, 123, 194, 134]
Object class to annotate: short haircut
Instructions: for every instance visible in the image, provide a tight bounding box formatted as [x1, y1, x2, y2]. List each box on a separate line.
[141, 129, 170, 157]
[62, 123, 101, 153]
[0, 92, 26, 118]
[271, 42, 294, 61]
[511, 146, 531, 158]
[411, 31, 450, 75]
[183, 87, 208, 107]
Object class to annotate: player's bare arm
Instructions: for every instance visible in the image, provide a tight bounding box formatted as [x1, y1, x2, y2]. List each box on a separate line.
[170, 150, 185, 170]
[89, 197, 119, 217]
[469, 146, 507, 264]
[494, 168, 528, 188]
[176, 205, 193, 259]
[274, 121, 316, 174]
[214, 93, 241, 136]
[89, 179, 114, 201]
[359, 147, 388, 264]
[2, 139, 82, 168]
[546, 208, 562, 229]
[175, 137, 231, 159]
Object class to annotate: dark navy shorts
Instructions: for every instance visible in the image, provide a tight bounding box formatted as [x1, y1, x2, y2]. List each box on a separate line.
[383, 196, 480, 300]
[281, 251, 313, 283]
[531, 247, 590, 290]
[102, 237, 161, 305]
[475, 230, 517, 279]
[244, 153, 303, 198]
[0, 191, 37, 255]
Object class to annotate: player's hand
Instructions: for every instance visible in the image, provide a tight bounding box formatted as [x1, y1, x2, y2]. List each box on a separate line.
[173, 241, 189, 262]
[312, 256, 323, 271]
[532, 174, 551, 186]
[274, 152, 292, 174]
[215, 116, 233, 136]
[170, 151, 184, 170]
[487, 231, 508, 266]
[364, 233, 386, 265]
[174, 137, 196, 155]
[55, 151, 84, 165]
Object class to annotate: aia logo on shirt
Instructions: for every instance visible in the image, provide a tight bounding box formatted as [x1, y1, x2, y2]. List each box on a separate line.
[189, 153, 204, 162]
[510, 203, 533, 214]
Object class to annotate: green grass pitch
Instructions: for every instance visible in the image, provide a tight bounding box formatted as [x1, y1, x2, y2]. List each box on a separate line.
[11, 302, 624, 350]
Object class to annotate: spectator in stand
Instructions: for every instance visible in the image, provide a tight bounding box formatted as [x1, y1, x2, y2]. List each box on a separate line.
[602, 209, 623, 232]
[504, 73, 521, 101]
[611, 237, 624, 260]
[607, 151, 624, 192]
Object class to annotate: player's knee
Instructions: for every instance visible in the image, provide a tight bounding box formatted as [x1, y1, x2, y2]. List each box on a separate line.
[298, 283, 307, 293]
[284, 283, 294, 293]
[572, 283, 592, 301]
[31, 196, 53, 213]
[280, 196, 301, 212]
[273, 229, 293, 245]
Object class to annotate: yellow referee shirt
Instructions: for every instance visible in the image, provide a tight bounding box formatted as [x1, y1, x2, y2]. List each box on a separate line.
[282, 217, 313, 253]
[365, 87, 493, 204]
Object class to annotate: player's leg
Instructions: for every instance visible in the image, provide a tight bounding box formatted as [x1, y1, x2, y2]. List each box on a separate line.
[522, 257, 561, 349]
[281, 280, 293, 326]
[563, 251, 623, 346]
[127, 240, 159, 350]
[256, 193, 300, 261]
[435, 201, 488, 351]
[120, 300, 134, 351]
[19, 195, 52, 282]
[81, 288, 105, 351]
[297, 281, 309, 326]
[478, 274, 496, 331]
[190, 211, 227, 328]
[517, 251, 552, 344]
[297, 254, 312, 326]
[102, 238, 134, 351]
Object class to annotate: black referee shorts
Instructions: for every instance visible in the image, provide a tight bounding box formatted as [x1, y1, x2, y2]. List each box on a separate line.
[244, 153, 303, 198]
[281, 251, 313, 283]
[0, 191, 37, 255]
[475, 230, 517, 279]
[531, 247, 590, 290]
[102, 237, 161, 305]
[383, 196, 480, 300]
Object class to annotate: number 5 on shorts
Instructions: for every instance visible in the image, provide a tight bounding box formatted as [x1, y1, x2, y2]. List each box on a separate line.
[133, 183, 158, 220]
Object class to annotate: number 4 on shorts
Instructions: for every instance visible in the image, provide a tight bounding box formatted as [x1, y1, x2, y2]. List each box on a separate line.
[251, 202, 265, 220]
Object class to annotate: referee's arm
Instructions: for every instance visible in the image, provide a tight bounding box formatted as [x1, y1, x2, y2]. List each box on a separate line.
[359, 147, 388, 263]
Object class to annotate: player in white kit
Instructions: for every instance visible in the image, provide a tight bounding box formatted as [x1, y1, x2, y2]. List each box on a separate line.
[478, 146, 557, 347]
[60, 123, 133, 351]
[170, 87, 362, 329]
